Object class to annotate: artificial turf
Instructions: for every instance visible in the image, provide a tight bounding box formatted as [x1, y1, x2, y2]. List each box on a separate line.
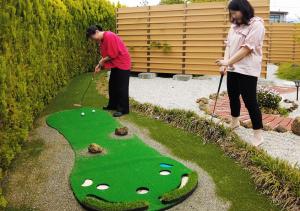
[42, 72, 279, 211]
[46, 108, 196, 210]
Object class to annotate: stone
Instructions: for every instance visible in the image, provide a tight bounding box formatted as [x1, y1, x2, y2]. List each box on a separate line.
[275, 125, 288, 133]
[263, 124, 272, 131]
[241, 120, 252, 129]
[284, 99, 293, 103]
[194, 75, 212, 80]
[115, 127, 129, 136]
[88, 143, 103, 154]
[220, 91, 228, 97]
[209, 93, 218, 100]
[138, 73, 156, 79]
[173, 74, 192, 81]
[196, 97, 209, 105]
[291, 117, 300, 136]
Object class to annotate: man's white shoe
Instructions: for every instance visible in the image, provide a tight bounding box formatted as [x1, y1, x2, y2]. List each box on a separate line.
[230, 117, 240, 129]
[252, 129, 264, 147]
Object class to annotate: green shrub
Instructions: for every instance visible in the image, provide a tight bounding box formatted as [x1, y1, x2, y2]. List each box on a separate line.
[0, 0, 116, 207]
[276, 63, 300, 81]
[257, 87, 282, 110]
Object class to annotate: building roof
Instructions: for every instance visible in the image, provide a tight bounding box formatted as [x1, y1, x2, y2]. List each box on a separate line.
[270, 11, 289, 15]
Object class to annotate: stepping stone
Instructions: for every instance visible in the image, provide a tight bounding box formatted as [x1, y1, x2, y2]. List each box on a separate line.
[173, 74, 192, 81]
[138, 73, 156, 79]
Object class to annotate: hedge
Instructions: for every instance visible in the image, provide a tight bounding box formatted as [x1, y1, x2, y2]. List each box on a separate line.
[0, 0, 116, 207]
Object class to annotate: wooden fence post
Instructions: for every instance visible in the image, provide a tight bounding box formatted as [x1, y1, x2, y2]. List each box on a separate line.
[182, 3, 187, 75]
[147, 6, 151, 73]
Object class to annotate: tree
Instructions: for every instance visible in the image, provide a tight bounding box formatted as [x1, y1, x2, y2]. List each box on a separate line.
[139, 0, 149, 6]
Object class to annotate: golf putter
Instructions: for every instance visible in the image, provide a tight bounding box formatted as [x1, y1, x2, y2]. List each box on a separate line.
[73, 71, 96, 107]
[211, 73, 224, 121]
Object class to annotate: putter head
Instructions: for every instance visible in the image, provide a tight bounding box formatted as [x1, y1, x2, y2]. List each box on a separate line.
[73, 104, 82, 107]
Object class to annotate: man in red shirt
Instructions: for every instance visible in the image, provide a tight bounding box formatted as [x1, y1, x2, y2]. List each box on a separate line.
[86, 25, 131, 117]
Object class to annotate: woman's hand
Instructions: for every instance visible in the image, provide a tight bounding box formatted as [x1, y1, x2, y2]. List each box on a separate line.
[219, 66, 227, 75]
[98, 59, 104, 67]
[216, 59, 229, 67]
[94, 64, 101, 76]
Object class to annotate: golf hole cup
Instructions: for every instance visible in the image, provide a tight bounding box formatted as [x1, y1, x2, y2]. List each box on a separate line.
[81, 112, 85, 116]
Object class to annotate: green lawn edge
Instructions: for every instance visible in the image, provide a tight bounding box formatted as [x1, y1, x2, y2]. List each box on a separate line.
[81, 171, 198, 211]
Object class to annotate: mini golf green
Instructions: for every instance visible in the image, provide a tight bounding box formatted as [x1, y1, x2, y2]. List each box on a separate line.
[46, 108, 198, 211]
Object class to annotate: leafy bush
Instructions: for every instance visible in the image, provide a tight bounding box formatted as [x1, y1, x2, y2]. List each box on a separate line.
[257, 87, 282, 110]
[0, 0, 116, 207]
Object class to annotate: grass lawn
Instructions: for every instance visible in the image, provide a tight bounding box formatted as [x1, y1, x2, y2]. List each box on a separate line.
[11, 72, 278, 211]
[276, 63, 300, 81]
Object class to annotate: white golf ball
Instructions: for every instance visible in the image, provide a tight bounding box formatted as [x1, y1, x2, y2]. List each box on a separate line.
[81, 112, 85, 116]
[92, 109, 96, 113]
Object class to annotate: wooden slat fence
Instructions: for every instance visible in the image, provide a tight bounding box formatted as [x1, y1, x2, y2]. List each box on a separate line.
[116, 0, 270, 77]
[269, 23, 300, 64]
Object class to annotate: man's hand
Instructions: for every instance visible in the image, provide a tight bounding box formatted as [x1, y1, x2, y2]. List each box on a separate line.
[219, 66, 227, 75]
[216, 59, 229, 67]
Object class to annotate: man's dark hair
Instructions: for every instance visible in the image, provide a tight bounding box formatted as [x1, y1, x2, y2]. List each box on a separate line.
[86, 25, 103, 39]
[228, 0, 255, 25]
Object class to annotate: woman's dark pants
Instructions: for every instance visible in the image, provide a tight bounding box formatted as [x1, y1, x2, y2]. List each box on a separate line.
[107, 68, 130, 114]
[227, 72, 263, 130]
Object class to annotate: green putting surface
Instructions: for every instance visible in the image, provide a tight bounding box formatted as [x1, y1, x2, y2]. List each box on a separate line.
[46, 108, 197, 210]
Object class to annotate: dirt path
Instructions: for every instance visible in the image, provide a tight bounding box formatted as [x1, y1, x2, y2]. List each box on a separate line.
[4, 116, 229, 211]
[4, 117, 84, 211]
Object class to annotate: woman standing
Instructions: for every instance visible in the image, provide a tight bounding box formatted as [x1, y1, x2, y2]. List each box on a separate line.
[86, 25, 131, 117]
[216, 0, 265, 146]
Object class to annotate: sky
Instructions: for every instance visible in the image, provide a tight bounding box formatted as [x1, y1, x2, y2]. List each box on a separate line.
[110, 0, 300, 22]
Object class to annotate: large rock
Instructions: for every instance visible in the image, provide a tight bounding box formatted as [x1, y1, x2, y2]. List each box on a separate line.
[291, 117, 300, 136]
[115, 127, 129, 136]
[88, 143, 103, 154]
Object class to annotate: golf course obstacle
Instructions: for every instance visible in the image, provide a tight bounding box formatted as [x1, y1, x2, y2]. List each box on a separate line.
[46, 108, 198, 211]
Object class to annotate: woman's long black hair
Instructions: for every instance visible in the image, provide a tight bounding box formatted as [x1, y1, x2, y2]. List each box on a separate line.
[86, 25, 103, 39]
[228, 0, 255, 25]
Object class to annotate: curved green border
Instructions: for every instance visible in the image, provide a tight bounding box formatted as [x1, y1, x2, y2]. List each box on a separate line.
[161, 171, 198, 204]
[81, 171, 198, 211]
[82, 195, 149, 211]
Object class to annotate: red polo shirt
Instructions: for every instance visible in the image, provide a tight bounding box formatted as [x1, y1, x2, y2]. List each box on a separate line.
[99, 31, 131, 71]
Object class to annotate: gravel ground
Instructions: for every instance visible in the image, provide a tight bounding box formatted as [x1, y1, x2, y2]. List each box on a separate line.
[129, 64, 300, 167]
[119, 119, 230, 211]
[4, 117, 84, 211]
[129, 76, 226, 116]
